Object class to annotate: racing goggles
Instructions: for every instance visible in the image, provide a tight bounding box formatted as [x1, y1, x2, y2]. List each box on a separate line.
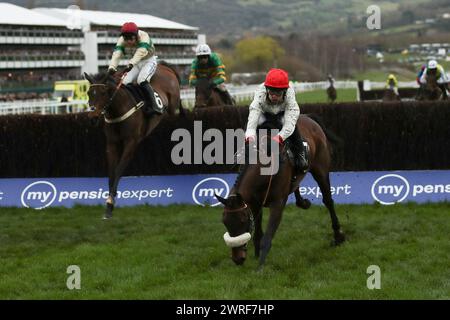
[266, 87, 286, 96]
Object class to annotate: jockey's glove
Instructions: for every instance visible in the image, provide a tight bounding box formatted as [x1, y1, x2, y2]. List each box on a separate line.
[245, 136, 255, 144]
[272, 135, 284, 145]
[107, 67, 116, 76]
[124, 64, 133, 73]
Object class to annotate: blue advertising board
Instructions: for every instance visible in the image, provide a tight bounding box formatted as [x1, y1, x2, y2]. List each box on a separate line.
[0, 170, 449, 209]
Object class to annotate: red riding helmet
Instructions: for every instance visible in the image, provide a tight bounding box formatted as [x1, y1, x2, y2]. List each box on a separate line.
[121, 22, 138, 35]
[264, 68, 289, 89]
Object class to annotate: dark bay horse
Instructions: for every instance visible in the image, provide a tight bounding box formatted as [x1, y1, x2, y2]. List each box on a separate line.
[382, 84, 401, 102]
[326, 82, 337, 103]
[85, 62, 183, 219]
[216, 115, 345, 268]
[416, 73, 443, 101]
[194, 78, 228, 108]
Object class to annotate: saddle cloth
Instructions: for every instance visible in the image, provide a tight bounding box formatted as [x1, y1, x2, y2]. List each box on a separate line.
[123, 84, 166, 112]
[257, 113, 309, 165]
[124, 84, 147, 105]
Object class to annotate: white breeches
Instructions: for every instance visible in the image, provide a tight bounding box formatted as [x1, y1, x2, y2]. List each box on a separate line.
[123, 56, 157, 85]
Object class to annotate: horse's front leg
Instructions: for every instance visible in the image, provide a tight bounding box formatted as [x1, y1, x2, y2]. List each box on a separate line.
[104, 139, 139, 219]
[251, 206, 263, 258]
[104, 142, 120, 219]
[258, 199, 286, 269]
[294, 187, 311, 209]
[311, 169, 345, 245]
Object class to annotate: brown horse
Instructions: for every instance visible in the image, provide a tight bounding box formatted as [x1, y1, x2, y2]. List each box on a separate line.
[85, 62, 183, 219]
[416, 72, 443, 101]
[194, 78, 228, 108]
[216, 115, 345, 268]
[382, 83, 401, 102]
[326, 83, 337, 103]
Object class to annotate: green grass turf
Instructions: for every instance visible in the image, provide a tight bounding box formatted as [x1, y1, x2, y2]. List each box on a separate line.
[0, 203, 449, 299]
[297, 89, 357, 104]
[237, 88, 357, 106]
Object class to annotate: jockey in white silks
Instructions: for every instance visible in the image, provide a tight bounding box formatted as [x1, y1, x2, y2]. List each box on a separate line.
[245, 68, 308, 172]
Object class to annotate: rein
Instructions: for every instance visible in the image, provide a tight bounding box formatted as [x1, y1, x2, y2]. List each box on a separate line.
[261, 137, 285, 207]
[104, 72, 127, 114]
[90, 72, 146, 124]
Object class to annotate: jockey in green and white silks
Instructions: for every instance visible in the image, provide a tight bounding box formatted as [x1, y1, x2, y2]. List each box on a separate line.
[107, 22, 160, 115]
[189, 44, 234, 105]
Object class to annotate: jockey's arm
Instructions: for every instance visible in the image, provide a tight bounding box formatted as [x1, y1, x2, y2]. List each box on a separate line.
[188, 60, 198, 87]
[419, 70, 427, 85]
[211, 54, 226, 86]
[245, 89, 265, 140]
[212, 76, 225, 86]
[109, 38, 125, 71]
[129, 32, 154, 66]
[279, 88, 300, 141]
[438, 66, 449, 84]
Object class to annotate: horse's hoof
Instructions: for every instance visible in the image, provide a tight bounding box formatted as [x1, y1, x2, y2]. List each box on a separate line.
[334, 231, 346, 245]
[296, 198, 311, 209]
[103, 214, 112, 220]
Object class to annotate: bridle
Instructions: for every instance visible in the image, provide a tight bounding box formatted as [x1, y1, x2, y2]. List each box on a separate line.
[88, 72, 145, 123]
[224, 202, 255, 236]
[89, 72, 127, 115]
[195, 83, 214, 107]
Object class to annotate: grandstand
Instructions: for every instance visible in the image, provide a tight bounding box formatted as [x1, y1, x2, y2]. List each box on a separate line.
[34, 7, 199, 76]
[0, 3, 199, 100]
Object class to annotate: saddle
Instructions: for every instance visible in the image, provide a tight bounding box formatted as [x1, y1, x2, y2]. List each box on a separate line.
[124, 84, 147, 104]
[257, 113, 309, 169]
[124, 84, 166, 114]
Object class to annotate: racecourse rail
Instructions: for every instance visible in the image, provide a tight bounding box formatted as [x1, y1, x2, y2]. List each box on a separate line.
[0, 80, 420, 115]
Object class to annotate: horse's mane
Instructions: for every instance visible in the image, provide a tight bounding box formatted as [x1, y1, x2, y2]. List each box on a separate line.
[233, 120, 284, 190]
[158, 60, 180, 83]
[233, 152, 250, 190]
[91, 72, 117, 86]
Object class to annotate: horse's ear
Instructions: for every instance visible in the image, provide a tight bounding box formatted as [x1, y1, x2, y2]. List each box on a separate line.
[215, 194, 228, 206]
[84, 72, 94, 84]
[235, 193, 244, 203]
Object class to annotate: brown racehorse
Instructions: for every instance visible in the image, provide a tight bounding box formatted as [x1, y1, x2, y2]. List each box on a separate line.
[84, 62, 183, 219]
[194, 78, 228, 108]
[216, 115, 345, 268]
[382, 84, 401, 102]
[417, 72, 443, 101]
[327, 84, 337, 103]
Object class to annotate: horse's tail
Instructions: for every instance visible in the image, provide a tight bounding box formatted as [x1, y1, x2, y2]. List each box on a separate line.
[305, 113, 343, 146]
[159, 60, 186, 116]
[158, 60, 181, 83]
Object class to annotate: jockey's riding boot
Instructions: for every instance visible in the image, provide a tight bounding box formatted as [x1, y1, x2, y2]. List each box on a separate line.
[139, 81, 160, 115]
[288, 127, 309, 173]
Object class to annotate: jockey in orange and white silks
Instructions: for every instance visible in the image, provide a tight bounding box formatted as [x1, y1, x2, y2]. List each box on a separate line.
[245, 68, 308, 172]
[107, 22, 160, 115]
